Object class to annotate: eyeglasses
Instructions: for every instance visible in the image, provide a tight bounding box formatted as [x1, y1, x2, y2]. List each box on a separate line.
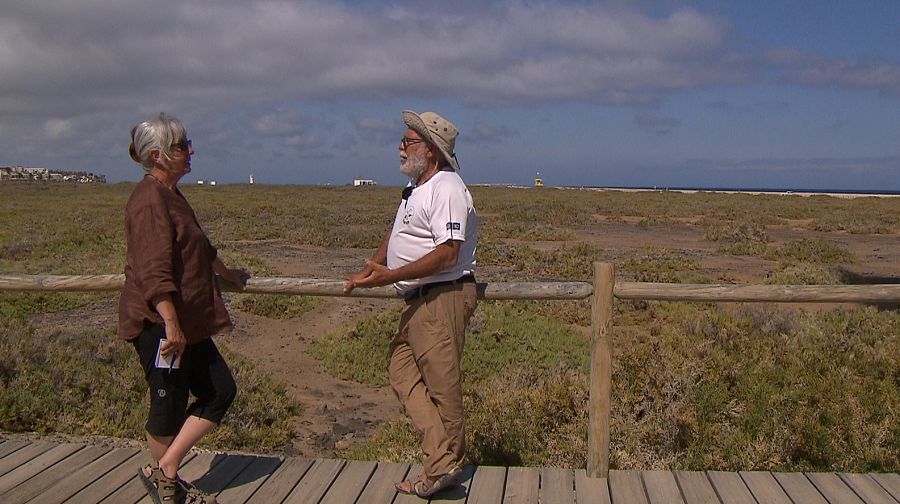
[400, 136, 424, 149]
[172, 139, 192, 151]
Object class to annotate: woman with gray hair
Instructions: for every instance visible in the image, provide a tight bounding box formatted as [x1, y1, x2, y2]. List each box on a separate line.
[120, 113, 245, 504]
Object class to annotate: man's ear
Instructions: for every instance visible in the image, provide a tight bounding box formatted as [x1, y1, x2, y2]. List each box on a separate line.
[150, 149, 161, 162]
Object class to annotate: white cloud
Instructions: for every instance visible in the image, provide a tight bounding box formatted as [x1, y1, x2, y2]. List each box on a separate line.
[768, 48, 900, 96]
[43, 118, 72, 139]
[635, 113, 680, 135]
[0, 0, 745, 116]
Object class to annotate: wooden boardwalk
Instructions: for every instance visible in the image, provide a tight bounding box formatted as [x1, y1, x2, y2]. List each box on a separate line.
[0, 438, 898, 503]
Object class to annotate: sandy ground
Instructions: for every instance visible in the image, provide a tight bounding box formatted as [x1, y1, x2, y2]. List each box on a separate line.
[24, 217, 900, 457]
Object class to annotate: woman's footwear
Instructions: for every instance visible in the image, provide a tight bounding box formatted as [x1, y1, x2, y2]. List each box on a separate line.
[395, 465, 463, 498]
[137, 465, 185, 503]
[177, 476, 219, 504]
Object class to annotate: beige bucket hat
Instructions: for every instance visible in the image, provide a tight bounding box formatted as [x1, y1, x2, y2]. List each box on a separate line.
[402, 110, 460, 171]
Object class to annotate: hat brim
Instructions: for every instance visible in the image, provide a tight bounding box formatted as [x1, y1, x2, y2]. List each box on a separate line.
[403, 110, 460, 171]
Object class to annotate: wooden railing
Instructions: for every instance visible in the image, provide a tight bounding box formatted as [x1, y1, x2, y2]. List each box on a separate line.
[2, 264, 899, 479]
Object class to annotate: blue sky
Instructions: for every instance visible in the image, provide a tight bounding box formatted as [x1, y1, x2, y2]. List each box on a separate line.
[1, 0, 898, 190]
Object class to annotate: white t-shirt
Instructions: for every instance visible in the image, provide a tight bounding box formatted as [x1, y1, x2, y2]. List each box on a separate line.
[387, 170, 477, 293]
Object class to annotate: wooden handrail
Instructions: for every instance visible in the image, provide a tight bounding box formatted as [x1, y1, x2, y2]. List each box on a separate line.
[0, 274, 593, 300]
[4, 274, 899, 303]
[614, 282, 900, 303]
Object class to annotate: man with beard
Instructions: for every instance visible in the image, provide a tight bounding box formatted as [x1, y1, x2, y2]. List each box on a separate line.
[344, 110, 477, 498]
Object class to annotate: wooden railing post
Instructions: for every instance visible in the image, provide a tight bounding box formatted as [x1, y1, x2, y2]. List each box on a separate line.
[588, 261, 615, 478]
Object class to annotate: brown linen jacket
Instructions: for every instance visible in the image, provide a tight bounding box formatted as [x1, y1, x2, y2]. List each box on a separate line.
[117, 176, 231, 344]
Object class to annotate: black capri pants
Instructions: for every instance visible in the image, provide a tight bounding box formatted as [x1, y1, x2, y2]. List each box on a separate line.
[132, 324, 237, 437]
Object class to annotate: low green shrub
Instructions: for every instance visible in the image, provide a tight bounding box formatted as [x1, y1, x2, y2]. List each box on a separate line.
[309, 307, 402, 386]
[0, 292, 106, 324]
[331, 301, 899, 472]
[235, 294, 321, 319]
[764, 264, 842, 285]
[619, 248, 706, 283]
[0, 320, 299, 453]
[765, 239, 855, 264]
[704, 221, 769, 244]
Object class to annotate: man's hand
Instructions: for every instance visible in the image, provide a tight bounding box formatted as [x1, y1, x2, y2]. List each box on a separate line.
[343, 269, 370, 294]
[353, 260, 394, 288]
[344, 260, 394, 293]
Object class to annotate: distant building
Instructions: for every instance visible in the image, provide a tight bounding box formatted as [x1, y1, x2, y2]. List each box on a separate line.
[249, 174, 255, 185]
[210, 181, 217, 186]
[197, 180, 205, 185]
[0, 166, 103, 183]
[353, 178, 376, 186]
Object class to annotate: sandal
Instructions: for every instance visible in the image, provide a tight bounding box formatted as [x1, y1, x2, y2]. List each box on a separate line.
[396, 465, 463, 498]
[177, 476, 218, 504]
[137, 464, 186, 504]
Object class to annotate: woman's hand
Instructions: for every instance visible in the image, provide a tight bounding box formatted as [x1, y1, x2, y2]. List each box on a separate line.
[213, 258, 248, 291]
[152, 294, 185, 357]
[160, 323, 186, 358]
[220, 268, 249, 291]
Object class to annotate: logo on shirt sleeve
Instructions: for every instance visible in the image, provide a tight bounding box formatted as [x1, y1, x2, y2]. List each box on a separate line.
[446, 222, 461, 231]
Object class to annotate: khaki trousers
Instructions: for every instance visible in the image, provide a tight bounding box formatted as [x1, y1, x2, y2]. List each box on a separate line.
[389, 281, 477, 478]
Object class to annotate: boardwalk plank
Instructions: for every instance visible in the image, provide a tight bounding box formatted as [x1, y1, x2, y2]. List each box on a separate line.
[839, 473, 897, 504]
[467, 465, 507, 504]
[69, 450, 155, 504]
[869, 473, 900, 502]
[0, 440, 30, 460]
[643, 470, 685, 503]
[0, 442, 55, 478]
[36, 446, 140, 504]
[98, 452, 194, 504]
[319, 460, 377, 504]
[246, 457, 313, 503]
[2, 437, 894, 504]
[806, 473, 865, 504]
[0, 442, 82, 495]
[193, 453, 257, 495]
[283, 458, 345, 504]
[353, 462, 410, 504]
[772, 472, 828, 504]
[1, 444, 110, 504]
[674, 470, 718, 504]
[574, 469, 610, 504]
[610, 469, 649, 504]
[503, 466, 540, 504]
[541, 467, 575, 504]
[740, 471, 792, 504]
[215, 455, 283, 503]
[394, 464, 426, 504]
[707, 471, 756, 504]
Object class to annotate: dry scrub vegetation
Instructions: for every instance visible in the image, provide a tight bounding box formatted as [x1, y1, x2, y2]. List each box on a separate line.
[1, 183, 898, 471]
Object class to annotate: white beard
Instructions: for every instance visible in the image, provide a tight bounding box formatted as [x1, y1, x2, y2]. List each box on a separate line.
[400, 149, 428, 179]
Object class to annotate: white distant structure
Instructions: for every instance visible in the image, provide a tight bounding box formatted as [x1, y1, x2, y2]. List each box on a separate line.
[249, 174, 255, 185]
[210, 180, 217, 186]
[353, 178, 376, 187]
[197, 180, 205, 185]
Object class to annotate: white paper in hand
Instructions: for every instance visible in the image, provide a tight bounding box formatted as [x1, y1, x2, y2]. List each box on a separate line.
[155, 339, 182, 370]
